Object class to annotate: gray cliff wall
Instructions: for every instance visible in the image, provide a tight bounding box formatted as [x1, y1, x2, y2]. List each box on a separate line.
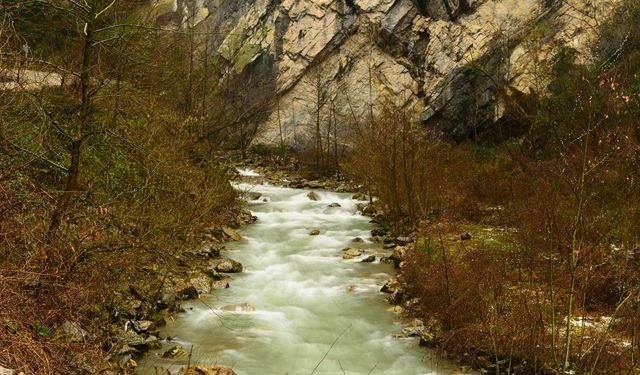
[163, 0, 620, 144]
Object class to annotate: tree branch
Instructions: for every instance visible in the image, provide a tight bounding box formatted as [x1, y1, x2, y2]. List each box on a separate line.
[9, 142, 69, 173]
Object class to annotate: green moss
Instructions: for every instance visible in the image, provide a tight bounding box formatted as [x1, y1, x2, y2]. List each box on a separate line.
[235, 43, 263, 71]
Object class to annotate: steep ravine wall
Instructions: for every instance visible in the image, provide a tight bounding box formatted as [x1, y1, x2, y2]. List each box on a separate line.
[160, 0, 620, 144]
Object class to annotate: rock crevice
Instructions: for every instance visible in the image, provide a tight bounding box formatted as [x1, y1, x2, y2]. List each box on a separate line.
[168, 0, 620, 143]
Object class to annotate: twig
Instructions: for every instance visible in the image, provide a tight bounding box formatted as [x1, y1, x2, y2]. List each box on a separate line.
[310, 324, 351, 375]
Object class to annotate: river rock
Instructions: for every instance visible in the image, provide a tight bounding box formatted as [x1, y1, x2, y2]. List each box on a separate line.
[403, 297, 422, 310]
[147, 336, 163, 350]
[371, 228, 388, 237]
[162, 345, 187, 358]
[342, 248, 364, 259]
[179, 366, 237, 375]
[352, 237, 364, 243]
[117, 331, 148, 349]
[192, 243, 222, 258]
[361, 255, 376, 263]
[211, 278, 230, 289]
[418, 318, 442, 347]
[104, 342, 138, 369]
[352, 193, 368, 201]
[327, 202, 341, 208]
[402, 319, 425, 337]
[306, 191, 321, 201]
[389, 246, 408, 267]
[62, 320, 87, 343]
[244, 191, 262, 201]
[178, 286, 199, 300]
[189, 276, 212, 295]
[221, 226, 242, 241]
[129, 320, 155, 333]
[213, 259, 243, 273]
[388, 289, 405, 305]
[161, 277, 203, 304]
[381, 277, 402, 294]
[309, 229, 320, 236]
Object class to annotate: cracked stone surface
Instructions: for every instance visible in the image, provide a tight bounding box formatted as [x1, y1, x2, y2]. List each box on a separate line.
[159, 0, 622, 142]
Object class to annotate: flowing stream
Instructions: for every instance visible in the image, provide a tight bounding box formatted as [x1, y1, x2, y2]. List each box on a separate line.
[140, 174, 462, 375]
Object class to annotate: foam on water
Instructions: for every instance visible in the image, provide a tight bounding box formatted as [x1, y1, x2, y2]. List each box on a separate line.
[139, 172, 466, 374]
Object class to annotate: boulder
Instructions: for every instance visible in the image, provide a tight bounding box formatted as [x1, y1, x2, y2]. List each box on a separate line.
[178, 286, 199, 300]
[352, 237, 364, 243]
[211, 279, 230, 290]
[380, 277, 402, 294]
[203, 270, 230, 289]
[418, 318, 442, 347]
[144, 335, 162, 350]
[309, 229, 321, 236]
[342, 248, 364, 259]
[162, 345, 187, 358]
[117, 331, 148, 349]
[402, 319, 425, 337]
[327, 202, 341, 208]
[213, 259, 243, 273]
[387, 305, 405, 314]
[192, 243, 222, 258]
[352, 193, 368, 200]
[62, 321, 87, 343]
[361, 255, 376, 263]
[306, 191, 321, 201]
[403, 297, 422, 310]
[389, 246, 408, 267]
[371, 228, 388, 237]
[129, 320, 155, 333]
[388, 289, 405, 305]
[189, 276, 212, 295]
[221, 226, 242, 241]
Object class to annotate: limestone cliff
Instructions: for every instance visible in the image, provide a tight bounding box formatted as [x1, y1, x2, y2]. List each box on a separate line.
[161, 0, 620, 144]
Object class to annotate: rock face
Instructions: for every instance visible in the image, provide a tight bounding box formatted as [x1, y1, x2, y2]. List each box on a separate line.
[180, 0, 619, 143]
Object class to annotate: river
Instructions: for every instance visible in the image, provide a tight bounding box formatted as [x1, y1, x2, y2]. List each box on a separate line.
[139, 174, 462, 374]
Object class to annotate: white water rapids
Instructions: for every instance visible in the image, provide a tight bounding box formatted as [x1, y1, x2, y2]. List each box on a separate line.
[140, 175, 463, 374]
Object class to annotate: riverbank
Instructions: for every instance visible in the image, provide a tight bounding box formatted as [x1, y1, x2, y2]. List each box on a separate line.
[238, 159, 630, 374]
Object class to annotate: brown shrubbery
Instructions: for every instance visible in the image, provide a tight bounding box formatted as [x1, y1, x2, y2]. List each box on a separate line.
[345, 1, 640, 372]
[0, 3, 240, 373]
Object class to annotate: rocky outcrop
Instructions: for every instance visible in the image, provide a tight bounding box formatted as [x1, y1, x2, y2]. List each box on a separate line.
[181, 0, 619, 144]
